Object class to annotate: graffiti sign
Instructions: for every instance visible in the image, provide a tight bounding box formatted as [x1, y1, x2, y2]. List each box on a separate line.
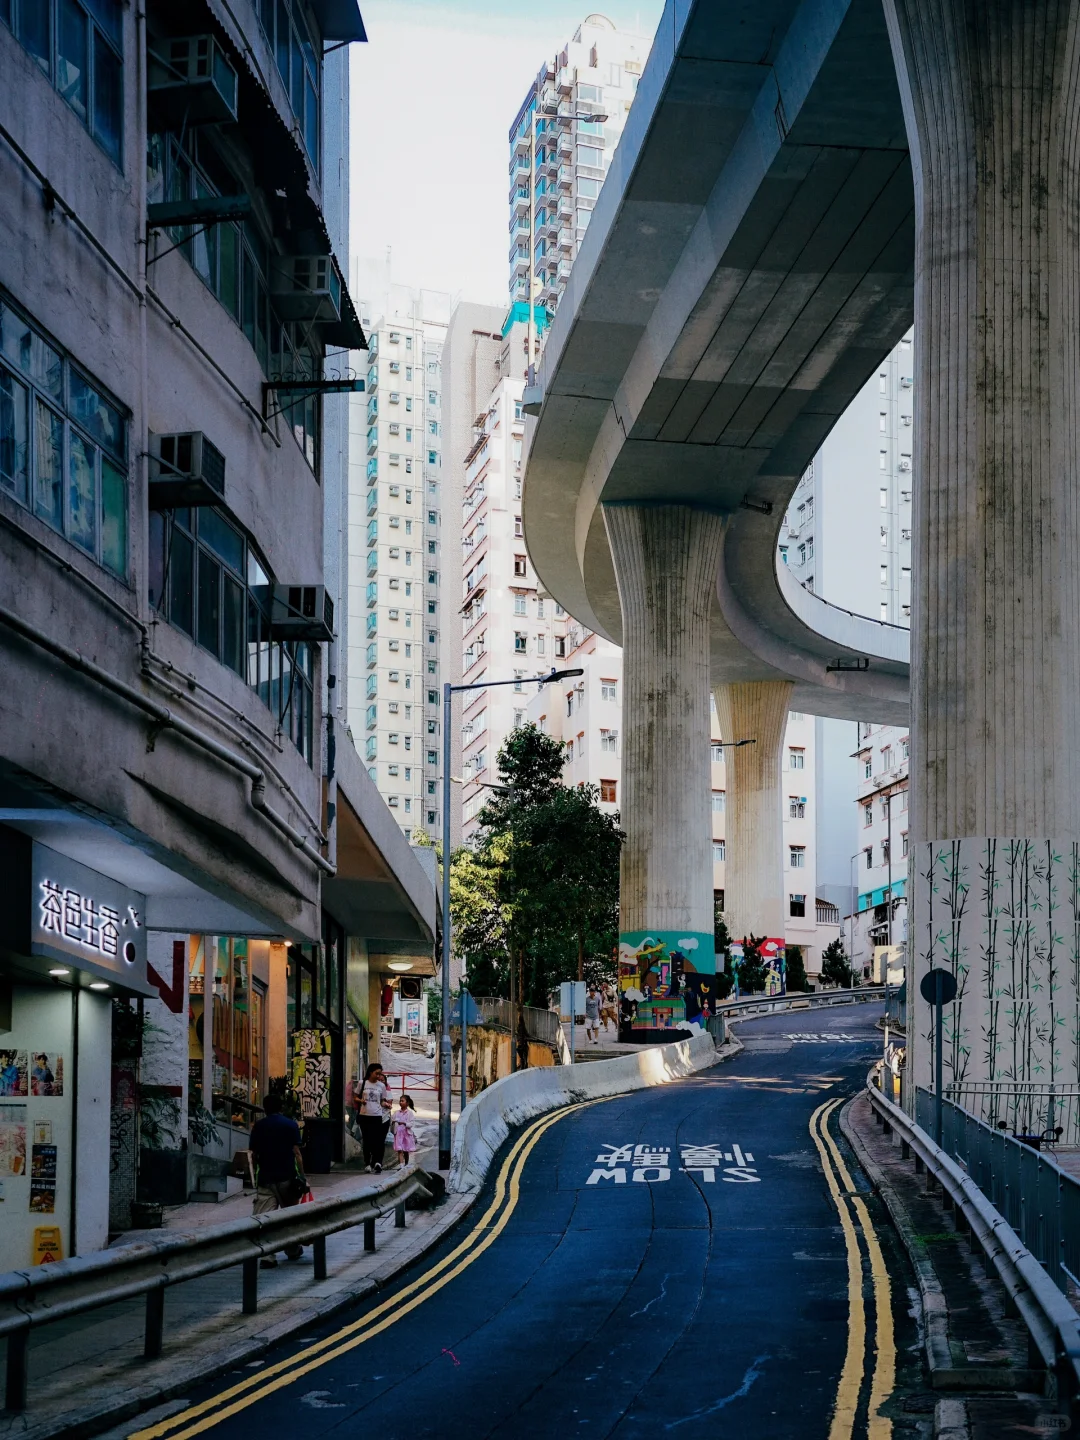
[291, 1028, 332, 1119]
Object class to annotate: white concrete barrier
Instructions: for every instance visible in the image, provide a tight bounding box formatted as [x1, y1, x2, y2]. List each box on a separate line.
[449, 1032, 723, 1193]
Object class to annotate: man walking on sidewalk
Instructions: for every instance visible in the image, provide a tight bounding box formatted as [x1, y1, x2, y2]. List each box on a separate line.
[249, 1093, 307, 1267]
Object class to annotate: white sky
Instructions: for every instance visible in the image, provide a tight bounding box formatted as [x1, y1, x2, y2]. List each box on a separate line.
[348, 0, 663, 309]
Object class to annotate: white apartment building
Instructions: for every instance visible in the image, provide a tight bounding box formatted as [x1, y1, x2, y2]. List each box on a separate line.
[527, 628, 841, 980]
[459, 344, 568, 841]
[508, 15, 651, 327]
[780, 330, 915, 973]
[347, 290, 449, 838]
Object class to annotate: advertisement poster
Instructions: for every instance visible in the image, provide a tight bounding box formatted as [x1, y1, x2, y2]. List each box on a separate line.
[291, 1028, 332, 1119]
[30, 1144, 57, 1213]
[0, 1051, 27, 1097]
[0, 1104, 27, 1176]
[30, 1053, 63, 1096]
[405, 1001, 421, 1036]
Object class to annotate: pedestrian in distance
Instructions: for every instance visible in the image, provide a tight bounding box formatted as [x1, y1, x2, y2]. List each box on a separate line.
[249, 1092, 308, 1267]
[356, 1061, 392, 1172]
[599, 983, 618, 1034]
[584, 986, 601, 1044]
[391, 1094, 418, 1165]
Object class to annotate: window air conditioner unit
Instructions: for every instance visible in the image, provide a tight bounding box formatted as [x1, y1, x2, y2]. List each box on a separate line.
[898, 458, 912, 471]
[148, 37, 239, 128]
[270, 585, 334, 642]
[270, 255, 343, 323]
[149, 432, 226, 508]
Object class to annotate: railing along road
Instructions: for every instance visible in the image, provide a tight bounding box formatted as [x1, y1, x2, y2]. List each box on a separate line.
[0, 1166, 433, 1413]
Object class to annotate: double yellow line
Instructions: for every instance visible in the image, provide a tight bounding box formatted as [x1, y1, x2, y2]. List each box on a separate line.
[131, 1101, 593, 1440]
[810, 1098, 895, 1440]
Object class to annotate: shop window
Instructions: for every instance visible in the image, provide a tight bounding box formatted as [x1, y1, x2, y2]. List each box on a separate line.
[0, 291, 128, 576]
[188, 936, 268, 1133]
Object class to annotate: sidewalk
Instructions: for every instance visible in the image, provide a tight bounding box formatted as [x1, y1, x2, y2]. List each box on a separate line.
[843, 1091, 1059, 1440]
[0, 1143, 472, 1440]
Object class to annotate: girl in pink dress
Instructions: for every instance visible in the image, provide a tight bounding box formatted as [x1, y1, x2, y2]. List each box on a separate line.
[392, 1094, 418, 1165]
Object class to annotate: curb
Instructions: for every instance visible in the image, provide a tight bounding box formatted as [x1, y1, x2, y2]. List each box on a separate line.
[4, 1185, 477, 1440]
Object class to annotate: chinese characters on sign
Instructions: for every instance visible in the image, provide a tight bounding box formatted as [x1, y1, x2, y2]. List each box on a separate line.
[38, 880, 142, 963]
[586, 1142, 761, 1185]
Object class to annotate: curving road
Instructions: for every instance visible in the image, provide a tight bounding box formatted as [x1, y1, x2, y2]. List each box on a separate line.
[135, 1006, 926, 1440]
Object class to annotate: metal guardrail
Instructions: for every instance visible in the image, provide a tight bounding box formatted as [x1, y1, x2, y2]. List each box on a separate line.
[914, 1087, 1080, 1292]
[941, 1082, 1080, 1150]
[718, 985, 886, 1019]
[471, 997, 562, 1046]
[865, 1072, 1080, 1415]
[0, 1168, 433, 1413]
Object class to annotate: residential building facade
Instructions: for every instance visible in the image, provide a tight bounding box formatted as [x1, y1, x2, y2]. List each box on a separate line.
[0, 0, 437, 1269]
[508, 14, 651, 327]
[348, 289, 449, 839]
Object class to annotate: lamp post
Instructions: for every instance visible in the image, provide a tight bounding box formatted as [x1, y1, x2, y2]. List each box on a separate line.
[438, 665, 584, 1169]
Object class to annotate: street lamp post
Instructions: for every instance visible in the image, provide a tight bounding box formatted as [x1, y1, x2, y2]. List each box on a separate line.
[438, 665, 584, 1170]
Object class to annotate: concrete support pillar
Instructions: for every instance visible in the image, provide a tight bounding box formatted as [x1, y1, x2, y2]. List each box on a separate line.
[604, 503, 723, 1032]
[884, 0, 1080, 1096]
[712, 681, 792, 943]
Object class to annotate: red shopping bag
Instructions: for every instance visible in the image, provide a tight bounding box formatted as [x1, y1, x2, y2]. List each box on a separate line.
[299, 1187, 314, 1204]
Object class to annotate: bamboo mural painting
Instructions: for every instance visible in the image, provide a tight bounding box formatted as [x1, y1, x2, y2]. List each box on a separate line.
[910, 838, 1078, 1100]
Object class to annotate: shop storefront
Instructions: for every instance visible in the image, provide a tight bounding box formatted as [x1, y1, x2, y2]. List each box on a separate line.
[0, 827, 152, 1272]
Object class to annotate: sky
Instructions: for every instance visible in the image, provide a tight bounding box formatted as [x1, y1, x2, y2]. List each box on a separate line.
[348, 0, 664, 310]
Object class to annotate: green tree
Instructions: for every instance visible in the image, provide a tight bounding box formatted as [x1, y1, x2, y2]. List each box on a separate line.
[820, 938, 854, 988]
[448, 725, 623, 1010]
[734, 934, 768, 994]
[785, 945, 808, 993]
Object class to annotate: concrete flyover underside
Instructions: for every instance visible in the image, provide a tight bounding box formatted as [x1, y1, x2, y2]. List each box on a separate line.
[522, 0, 914, 724]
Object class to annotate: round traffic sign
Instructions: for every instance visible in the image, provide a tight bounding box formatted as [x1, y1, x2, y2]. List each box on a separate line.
[919, 967, 957, 1005]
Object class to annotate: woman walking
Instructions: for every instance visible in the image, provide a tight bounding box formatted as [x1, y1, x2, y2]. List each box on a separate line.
[356, 1062, 392, 1172]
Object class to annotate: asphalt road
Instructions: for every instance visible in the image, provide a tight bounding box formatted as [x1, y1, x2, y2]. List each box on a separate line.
[137, 1005, 926, 1440]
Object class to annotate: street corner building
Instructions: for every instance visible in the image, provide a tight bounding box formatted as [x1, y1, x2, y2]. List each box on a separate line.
[0, 0, 436, 1274]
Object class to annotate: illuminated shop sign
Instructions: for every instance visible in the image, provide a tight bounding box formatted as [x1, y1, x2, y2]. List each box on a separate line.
[30, 844, 149, 989]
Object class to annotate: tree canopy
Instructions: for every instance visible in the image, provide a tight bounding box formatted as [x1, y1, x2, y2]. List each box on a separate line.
[450, 724, 623, 1005]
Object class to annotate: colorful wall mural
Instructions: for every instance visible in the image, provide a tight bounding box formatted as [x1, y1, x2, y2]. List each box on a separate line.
[618, 930, 716, 1034]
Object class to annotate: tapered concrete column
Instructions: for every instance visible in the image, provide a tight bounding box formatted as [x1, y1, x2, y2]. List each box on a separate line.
[604, 503, 724, 1034]
[713, 681, 792, 943]
[885, 0, 1080, 1097]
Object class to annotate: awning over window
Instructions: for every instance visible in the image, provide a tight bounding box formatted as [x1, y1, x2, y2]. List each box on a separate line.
[309, 0, 367, 42]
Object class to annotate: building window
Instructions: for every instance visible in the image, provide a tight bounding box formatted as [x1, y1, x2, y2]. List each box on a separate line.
[901, 831, 909, 857]
[881, 746, 893, 770]
[600, 729, 618, 754]
[255, 0, 321, 169]
[1, 292, 129, 577]
[713, 840, 726, 863]
[537, 634, 545, 655]
[513, 554, 527, 577]
[514, 632, 527, 653]
[601, 679, 617, 701]
[789, 845, 806, 868]
[514, 594, 527, 616]
[789, 796, 805, 819]
[864, 755, 873, 779]
[789, 747, 805, 770]
[711, 743, 724, 763]
[148, 507, 314, 764]
[789, 894, 806, 918]
[863, 804, 873, 827]
[600, 778, 617, 803]
[865, 847, 873, 870]
[3, 0, 123, 164]
[712, 791, 726, 813]
[882, 839, 891, 865]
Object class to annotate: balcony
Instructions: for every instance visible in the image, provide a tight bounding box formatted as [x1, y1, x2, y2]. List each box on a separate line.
[558, 227, 573, 250]
[366, 549, 378, 577]
[367, 643, 377, 668]
[557, 165, 572, 189]
[366, 581, 378, 608]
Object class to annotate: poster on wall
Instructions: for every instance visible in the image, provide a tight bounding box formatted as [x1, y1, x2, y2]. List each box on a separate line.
[0, 1104, 27, 1176]
[30, 1053, 63, 1096]
[405, 1002, 421, 1036]
[291, 1029, 332, 1119]
[0, 1051, 28, 1097]
[30, 1144, 57, 1213]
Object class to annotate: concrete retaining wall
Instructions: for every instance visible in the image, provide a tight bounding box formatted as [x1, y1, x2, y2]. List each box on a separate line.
[449, 1033, 721, 1193]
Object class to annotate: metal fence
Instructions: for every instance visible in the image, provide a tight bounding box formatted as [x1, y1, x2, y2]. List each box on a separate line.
[914, 1087, 1080, 1294]
[884, 986, 906, 1032]
[942, 1082, 1080, 1149]
[471, 998, 562, 1047]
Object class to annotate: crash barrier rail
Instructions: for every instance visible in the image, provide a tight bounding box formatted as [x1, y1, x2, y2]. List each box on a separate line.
[884, 986, 906, 1032]
[0, 1166, 433, 1413]
[865, 1073, 1080, 1415]
[450, 1031, 720, 1193]
[912, 1087, 1080, 1292]
[717, 984, 886, 1019]
[939, 1082, 1080, 1151]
